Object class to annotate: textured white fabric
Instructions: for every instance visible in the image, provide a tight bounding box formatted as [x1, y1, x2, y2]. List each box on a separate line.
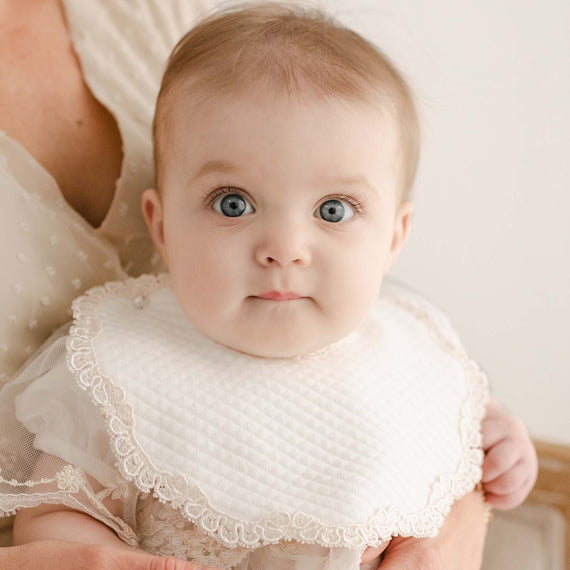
[0, 0, 212, 386]
[71, 275, 486, 538]
[71, 275, 487, 546]
[0, 274, 488, 567]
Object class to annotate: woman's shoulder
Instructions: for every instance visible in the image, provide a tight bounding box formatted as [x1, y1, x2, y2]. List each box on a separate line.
[61, 0, 213, 41]
[60, 0, 213, 117]
[61, 0, 213, 93]
[58, 0, 214, 274]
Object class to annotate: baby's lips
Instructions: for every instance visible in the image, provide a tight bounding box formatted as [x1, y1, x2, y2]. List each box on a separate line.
[257, 290, 302, 300]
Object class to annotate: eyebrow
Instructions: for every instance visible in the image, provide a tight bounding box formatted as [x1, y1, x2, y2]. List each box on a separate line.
[192, 160, 239, 180]
[324, 175, 379, 196]
[191, 160, 378, 195]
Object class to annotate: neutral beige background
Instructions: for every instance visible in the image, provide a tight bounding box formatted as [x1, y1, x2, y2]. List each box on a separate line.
[317, 0, 570, 446]
[213, 0, 570, 445]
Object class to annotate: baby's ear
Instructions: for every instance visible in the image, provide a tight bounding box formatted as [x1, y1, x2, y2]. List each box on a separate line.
[387, 201, 414, 270]
[142, 189, 168, 266]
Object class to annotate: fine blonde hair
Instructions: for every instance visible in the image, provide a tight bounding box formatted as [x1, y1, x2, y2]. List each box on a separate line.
[154, 2, 420, 201]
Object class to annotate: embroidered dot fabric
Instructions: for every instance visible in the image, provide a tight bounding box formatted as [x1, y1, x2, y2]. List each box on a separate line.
[0, 0, 211, 387]
[0, 275, 489, 569]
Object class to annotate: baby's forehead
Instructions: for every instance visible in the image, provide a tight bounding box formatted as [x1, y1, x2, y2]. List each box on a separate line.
[166, 78, 393, 121]
[158, 89, 403, 208]
[153, 4, 420, 200]
[155, 85, 405, 205]
[161, 80, 400, 156]
[165, 85, 399, 153]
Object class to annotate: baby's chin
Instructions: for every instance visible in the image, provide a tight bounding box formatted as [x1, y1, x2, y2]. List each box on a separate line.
[209, 326, 352, 360]
[184, 301, 369, 359]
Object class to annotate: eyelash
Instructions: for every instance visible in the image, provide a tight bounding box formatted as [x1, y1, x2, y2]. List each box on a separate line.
[331, 193, 365, 214]
[203, 186, 366, 215]
[202, 186, 245, 208]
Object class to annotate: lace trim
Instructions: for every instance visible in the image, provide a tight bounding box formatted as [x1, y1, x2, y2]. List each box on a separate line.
[66, 274, 489, 549]
[0, 464, 138, 546]
[136, 495, 250, 568]
[136, 497, 371, 569]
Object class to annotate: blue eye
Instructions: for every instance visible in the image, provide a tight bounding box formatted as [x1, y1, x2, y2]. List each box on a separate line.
[317, 199, 355, 223]
[213, 193, 254, 217]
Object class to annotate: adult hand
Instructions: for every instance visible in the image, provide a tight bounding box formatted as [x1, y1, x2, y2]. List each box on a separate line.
[361, 489, 488, 570]
[0, 541, 221, 570]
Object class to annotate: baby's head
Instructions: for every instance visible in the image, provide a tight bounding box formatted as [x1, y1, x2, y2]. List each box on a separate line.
[143, 2, 420, 358]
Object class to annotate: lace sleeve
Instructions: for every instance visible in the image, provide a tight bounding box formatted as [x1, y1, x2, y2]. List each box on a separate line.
[0, 334, 139, 545]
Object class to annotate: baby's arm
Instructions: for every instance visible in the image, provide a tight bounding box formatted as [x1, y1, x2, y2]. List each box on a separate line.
[13, 464, 135, 550]
[12, 449, 132, 549]
[11, 505, 221, 570]
[481, 397, 538, 510]
[13, 502, 133, 548]
[12, 461, 222, 570]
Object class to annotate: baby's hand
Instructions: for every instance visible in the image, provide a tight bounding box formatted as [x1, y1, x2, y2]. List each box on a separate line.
[481, 398, 538, 510]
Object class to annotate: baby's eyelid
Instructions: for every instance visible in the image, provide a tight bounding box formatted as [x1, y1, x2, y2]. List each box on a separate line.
[314, 195, 361, 222]
[207, 186, 249, 203]
[320, 193, 362, 210]
[208, 187, 256, 213]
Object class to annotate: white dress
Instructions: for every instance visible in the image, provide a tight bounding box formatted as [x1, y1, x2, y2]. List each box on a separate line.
[0, 274, 489, 569]
[0, 0, 211, 387]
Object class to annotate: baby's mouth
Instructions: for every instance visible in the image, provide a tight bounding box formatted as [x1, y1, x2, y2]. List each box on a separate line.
[256, 290, 302, 301]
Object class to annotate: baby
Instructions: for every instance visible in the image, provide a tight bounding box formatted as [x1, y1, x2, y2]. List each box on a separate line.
[0, 3, 537, 569]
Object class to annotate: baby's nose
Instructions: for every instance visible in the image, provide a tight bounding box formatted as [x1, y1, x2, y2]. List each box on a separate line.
[254, 222, 311, 267]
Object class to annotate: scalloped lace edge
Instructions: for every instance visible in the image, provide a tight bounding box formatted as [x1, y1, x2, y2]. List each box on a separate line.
[66, 273, 489, 549]
[0, 466, 138, 546]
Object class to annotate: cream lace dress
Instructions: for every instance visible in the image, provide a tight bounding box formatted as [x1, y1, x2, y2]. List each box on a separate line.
[0, 274, 489, 569]
[0, 0, 211, 388]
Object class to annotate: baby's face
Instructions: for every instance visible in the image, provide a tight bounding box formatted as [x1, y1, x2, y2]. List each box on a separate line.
[144, 90, 412, 357]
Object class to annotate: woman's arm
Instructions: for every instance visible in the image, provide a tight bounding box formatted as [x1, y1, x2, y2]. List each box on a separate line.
[0, 541, 219, 570]
[11, 504, 221, 570]
[374, 489, 488, 570]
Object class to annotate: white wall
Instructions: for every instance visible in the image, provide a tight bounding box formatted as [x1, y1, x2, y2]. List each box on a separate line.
[212, 0, 570, 445]
[325, 0, 570, 445]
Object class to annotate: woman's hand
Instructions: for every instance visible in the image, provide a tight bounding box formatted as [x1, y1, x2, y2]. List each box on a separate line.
[0, 541, 221, 570]
[361, 489, 489, 569]
[481, 398, 538, 510]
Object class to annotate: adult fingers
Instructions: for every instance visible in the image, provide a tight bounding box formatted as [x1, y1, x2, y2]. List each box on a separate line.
[146, 555, 220, 570]
[102, 546, 221, 570]
[0, 542, 222, 570]
[361, 541, 389, 563]
[376, 536, 439, 570]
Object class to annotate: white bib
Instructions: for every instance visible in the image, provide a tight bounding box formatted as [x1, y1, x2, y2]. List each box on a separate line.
[66, 274, 488, 549]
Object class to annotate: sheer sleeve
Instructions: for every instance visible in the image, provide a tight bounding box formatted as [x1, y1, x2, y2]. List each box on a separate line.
[0, 333, 139, 544]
